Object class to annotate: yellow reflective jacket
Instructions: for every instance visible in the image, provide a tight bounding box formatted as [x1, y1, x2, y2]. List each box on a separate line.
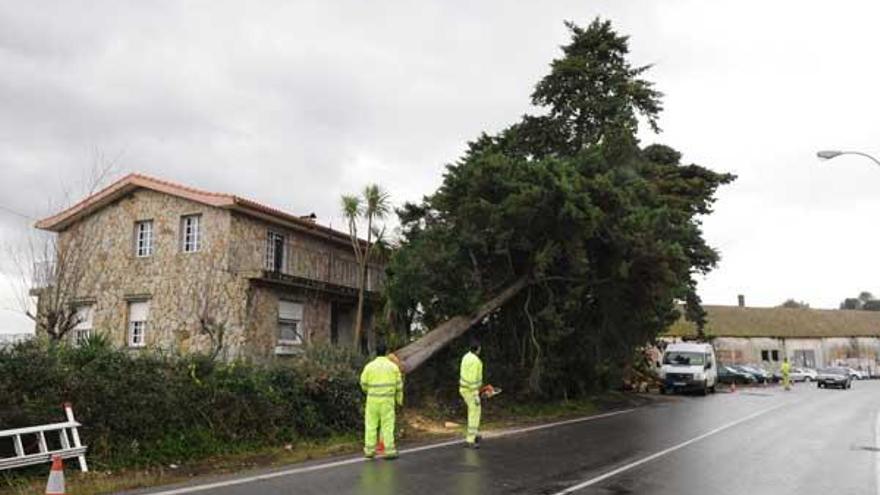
[360, 356, 403, 406]
[781, 361, 791, 375]
[459, 351, 483, 393]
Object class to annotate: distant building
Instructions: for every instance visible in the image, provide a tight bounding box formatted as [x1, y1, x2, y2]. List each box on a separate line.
[665, 304, 880, 374]
[32, 174, 384, 359]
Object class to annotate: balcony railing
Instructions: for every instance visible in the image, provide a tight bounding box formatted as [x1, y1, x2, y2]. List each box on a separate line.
[230, 240, 385, 293]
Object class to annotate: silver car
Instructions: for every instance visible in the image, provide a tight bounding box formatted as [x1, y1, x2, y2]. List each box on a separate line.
[817, 367, 852, 389]
[789, 367, 816, 382]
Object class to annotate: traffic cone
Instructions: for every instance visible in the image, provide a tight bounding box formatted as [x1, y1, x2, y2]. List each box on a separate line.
[376, 432, 385, 455]
[45, 455, 65, 495]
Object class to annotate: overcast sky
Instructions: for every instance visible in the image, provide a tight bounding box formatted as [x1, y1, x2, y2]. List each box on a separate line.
[2, 0, 880, 333]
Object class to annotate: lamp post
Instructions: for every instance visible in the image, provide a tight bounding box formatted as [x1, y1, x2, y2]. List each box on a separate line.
[816, 150, 880, 167]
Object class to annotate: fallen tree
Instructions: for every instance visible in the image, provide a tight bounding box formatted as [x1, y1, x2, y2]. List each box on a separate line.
[394, 276, 528, 372]
[384, 19, 734, 393]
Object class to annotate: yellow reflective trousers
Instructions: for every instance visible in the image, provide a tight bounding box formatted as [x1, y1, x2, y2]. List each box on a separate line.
[360, 356, 403, 456]
[781, 361, 791, 390]
[459, 351, 483, 444]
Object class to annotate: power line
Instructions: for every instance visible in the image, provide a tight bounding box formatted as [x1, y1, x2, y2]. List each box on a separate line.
[0, 204, 36, 222]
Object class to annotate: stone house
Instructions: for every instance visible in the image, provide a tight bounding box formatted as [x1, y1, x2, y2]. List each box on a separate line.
[33, 173, 385, 359]
[665, 303, 880, 375]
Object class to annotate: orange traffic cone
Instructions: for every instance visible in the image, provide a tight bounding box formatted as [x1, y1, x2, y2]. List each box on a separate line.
[376, 432, 385, 455]
[45, 455, 65, 495]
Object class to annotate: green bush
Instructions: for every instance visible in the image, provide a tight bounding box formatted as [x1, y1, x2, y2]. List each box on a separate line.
[0, 339, 364, 468]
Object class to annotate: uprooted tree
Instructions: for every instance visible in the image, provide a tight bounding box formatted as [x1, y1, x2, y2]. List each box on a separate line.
[388, 19, 734, 395]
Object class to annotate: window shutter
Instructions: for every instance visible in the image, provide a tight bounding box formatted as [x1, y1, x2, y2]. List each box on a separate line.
[129, 301, 150, 322]
[279, 301, 303, 320]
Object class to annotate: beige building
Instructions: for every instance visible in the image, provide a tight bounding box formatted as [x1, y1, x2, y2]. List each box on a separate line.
[33, 173, 384, 359]
[666, 304, 880, 375]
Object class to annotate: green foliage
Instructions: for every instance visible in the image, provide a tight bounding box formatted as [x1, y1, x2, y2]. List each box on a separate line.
[839, 291, 880, 311]
[864, 300, 880, 311]
[386, 18, 733, 398]
[0, 340, 363, 468]
[341, 184, 392, 350]
[780, 299, 810, 309]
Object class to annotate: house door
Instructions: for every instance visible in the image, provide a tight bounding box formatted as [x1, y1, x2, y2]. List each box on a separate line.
[331, 302, 355, 347]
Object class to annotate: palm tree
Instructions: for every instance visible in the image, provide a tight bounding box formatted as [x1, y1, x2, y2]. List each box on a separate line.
[341, 184, 390, 350]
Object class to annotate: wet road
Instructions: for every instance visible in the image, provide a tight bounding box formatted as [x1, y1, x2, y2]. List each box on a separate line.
[133, 381, 880, 495]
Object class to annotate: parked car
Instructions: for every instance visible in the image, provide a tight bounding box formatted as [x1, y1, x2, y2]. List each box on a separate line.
[773, 367, 816, 383]
[658, 342, 718, 395]
[732, 365, 771, 384]
[799, 368, 818, 381]
[717, 365, 757, 385]
[845, 368, 866, 380]
[817, 367, 852, 389]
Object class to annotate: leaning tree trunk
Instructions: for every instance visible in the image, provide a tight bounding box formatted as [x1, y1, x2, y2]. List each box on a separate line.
[393, 276, 529, 373]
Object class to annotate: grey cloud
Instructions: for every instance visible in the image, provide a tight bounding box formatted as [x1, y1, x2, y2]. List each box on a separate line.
[3, 0, 880, 332]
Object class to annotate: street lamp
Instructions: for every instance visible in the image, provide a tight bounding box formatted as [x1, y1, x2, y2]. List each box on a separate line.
[816, 150, 880, 167]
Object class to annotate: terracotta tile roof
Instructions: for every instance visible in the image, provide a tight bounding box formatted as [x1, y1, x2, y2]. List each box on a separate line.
[666, 305, 880, 338]
[35, 173, 355, 244]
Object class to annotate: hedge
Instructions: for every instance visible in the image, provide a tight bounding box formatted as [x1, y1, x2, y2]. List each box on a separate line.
[0, 338, 365, 468]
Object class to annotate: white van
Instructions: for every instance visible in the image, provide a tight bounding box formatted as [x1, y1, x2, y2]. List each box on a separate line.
[659, 342, 718, 395]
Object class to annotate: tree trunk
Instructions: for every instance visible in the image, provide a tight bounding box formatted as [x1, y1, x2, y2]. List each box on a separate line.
[393, 276, 529, 373]
[353, 216, 373, 351]
[353, 265, 367, 350]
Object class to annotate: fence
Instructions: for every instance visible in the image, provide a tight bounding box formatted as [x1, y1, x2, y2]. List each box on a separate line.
[0, 403, 88, 472]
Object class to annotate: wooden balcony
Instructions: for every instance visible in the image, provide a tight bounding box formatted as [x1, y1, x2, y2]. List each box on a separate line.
[230, 240, 384, 296]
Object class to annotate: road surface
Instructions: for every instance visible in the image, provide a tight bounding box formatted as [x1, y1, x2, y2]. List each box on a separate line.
[131, 380, 880, 495]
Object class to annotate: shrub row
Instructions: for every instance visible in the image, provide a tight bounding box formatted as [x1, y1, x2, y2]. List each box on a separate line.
[0, 338, 365, 468]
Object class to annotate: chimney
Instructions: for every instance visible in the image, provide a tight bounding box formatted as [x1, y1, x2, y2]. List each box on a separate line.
[737, 294, 745, 308]
[299, 213, 317, 224]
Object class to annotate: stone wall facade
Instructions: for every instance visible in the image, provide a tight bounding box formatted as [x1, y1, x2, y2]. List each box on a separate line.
[229, 212, 379, 356]
[41, 187, 378, 360]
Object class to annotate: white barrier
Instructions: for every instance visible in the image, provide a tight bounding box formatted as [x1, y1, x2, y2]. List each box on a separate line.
[0, 403, 88, 472]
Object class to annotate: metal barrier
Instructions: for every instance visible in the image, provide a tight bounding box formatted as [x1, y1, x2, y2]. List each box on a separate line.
[0, 403, 88, 472]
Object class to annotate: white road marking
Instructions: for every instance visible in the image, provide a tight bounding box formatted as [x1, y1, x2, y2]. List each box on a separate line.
[875, 409, 880, 495]
[141, 408, 636, 495]
[549, 402, 790, 495]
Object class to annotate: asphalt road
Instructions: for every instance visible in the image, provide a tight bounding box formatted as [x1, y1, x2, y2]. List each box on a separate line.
[133, 380, 880, 495]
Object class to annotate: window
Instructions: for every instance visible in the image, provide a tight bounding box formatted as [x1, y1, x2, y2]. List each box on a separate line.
[135, 220, 154, 257]
[72, 305, 93, 346]
[771, 350, 780, 362]
[761, 350, 770, 361]
[662, 351, 705, 366]
[128, 300, 150, 347]
[180, 215, 201, 253]
[265, 231, 286, 272]
[278, 301, 303, 345]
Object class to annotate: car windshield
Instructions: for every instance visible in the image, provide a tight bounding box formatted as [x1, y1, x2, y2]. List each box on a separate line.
[663, 351, 705, 366]
[819, 368, 847, 375]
